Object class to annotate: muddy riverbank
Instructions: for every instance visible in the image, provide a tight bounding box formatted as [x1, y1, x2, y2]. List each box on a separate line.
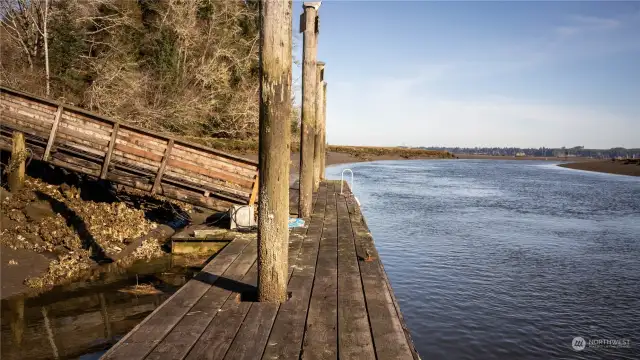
[558, 159, 640, 177]
[0, 167, 197, 299]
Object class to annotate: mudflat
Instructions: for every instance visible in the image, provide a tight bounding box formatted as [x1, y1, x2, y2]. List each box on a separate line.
[559, 160, 640, 177]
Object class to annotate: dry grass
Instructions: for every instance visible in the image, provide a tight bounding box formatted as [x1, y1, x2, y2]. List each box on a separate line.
[328, 145, 453, 159]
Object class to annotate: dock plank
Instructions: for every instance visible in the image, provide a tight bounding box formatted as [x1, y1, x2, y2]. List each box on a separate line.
[345, 192, 414, 360]
[223, 186, 324, 360]
[145, 237, 258, 360]
[261, 183, 329, 360]
[336, 195, 376, 359]
[102, 236, 252, 359]
[184, 262, 257, 360]
[301, 182, 338, 360]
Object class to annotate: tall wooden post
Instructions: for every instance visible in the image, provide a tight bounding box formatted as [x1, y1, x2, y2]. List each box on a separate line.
[313, 61, 325, 190]
[320, 82, 327, 179]
[9, 132, 26, 192]
[257, 0, 292, 303]
[299, 1, 320, 218]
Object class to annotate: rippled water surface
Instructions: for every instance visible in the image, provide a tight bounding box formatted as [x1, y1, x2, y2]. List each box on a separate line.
[328, 160, 640, 360]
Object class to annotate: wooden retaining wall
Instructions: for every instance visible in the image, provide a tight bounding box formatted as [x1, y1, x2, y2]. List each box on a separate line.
[0, 86, 259, 211]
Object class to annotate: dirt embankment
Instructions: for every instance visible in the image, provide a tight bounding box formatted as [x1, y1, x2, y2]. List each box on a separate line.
[0, 176, 184, 298]
[558, 159, 640, 177]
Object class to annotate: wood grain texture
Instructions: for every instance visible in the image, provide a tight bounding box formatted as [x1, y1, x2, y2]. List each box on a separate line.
[101, 123, 119, 179]
[344, 189, 414, 360]
[262, 181, 329, 360]
[151, 139, 174, 194]
[301, 182, 338, 360]
[43, 105, 63, 161]
[336, 194, 375, 359]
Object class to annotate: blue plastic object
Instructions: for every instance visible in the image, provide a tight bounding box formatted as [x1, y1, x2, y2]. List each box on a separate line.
[288, 218, 305, 228]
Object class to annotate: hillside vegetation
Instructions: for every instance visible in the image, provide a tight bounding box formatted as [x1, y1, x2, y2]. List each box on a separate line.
[0, 0, 277, 141]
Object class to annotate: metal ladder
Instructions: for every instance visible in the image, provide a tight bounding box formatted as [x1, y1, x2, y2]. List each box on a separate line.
[340, 168, 360, 206]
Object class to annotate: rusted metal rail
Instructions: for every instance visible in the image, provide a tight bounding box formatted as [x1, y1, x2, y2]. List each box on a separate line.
[0, 86, 259, 211]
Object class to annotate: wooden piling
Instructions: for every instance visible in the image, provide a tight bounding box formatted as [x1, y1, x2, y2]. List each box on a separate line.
[9, 132, 26, 192]
[257, 0, 293, 303]
[321, 81, 327, 179]
[313, 61, 325, 190]
[299, 1, 321, 218]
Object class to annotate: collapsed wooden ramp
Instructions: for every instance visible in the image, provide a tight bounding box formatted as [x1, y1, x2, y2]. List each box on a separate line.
[0, 86, 259, 211]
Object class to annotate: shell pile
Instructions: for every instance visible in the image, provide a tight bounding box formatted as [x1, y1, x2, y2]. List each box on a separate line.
[24, 251, 93, 288]
[1, 177, 166, 288]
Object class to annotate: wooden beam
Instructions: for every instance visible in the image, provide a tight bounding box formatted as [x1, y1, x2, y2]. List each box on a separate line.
[257, 0, 293, 303]
[42, 105, 63, 161]
[151, 139, 173, 195]
[299, 1, 321, 218]
[101, 123, 119, 179]
[321, 81, 327, 179]
[9, 132, 26, 192]
[248, 175, 259, 206]
[313, 62, 325, 190]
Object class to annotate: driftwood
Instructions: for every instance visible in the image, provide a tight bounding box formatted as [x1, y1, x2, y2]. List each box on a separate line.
[0, 86, 259, 211]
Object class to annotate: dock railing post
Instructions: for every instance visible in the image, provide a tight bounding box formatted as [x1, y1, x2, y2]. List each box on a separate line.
[313, 61, 325, 190]
[321, 81, 327, 179]
[257, 0, 292, 303]
[299, 1, 321, 218]
[8, 132, 26, 192]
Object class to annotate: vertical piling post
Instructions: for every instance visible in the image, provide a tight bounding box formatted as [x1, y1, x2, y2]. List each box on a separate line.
[320, 81, 327, 179]
[313, 61, 325, 189]
[257, 0, 292, 303]
[299, 1, 321, 218]
[9, 132, 26, 192]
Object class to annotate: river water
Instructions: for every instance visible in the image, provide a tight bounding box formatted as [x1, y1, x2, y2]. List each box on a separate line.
[328, 160, 640, 360]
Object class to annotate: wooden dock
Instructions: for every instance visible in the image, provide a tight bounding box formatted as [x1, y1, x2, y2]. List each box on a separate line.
[102, 181, 418, 360]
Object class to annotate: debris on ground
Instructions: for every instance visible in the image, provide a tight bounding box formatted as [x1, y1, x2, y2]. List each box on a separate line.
[24, 251, 93, 288]
[117, 283, 162, 296]
[132, 238, 164, 260]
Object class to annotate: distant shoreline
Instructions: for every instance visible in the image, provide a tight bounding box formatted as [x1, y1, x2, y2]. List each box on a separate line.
[558, 160, 640, 177]
[454, 154, 592, 161]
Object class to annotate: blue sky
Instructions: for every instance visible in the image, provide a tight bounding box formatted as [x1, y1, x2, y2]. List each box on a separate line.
[291, 1, 640, 148]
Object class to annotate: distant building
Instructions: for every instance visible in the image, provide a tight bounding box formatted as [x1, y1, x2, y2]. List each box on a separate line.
[515, 152, 526, 157]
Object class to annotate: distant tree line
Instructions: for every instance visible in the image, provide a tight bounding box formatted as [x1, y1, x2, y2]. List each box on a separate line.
[421, 146, 640, 159]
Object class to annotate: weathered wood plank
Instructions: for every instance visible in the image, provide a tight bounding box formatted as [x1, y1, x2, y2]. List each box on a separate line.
[184, 263, 257, 360]
[223, 302, 279, 360]
[344, 191, 414, 360]
[336, 194, 375, 359]
[57, 121, 112, 143]
[248, 175, 259, 206]
[151, 139, 173, 194]
[262, 182, 329, 360]
[225, 194, 324, 360]
[301, 182, 338, 360]
[172, 143, 258, 171]
[145, 239, 258, 360]
[114, 142, 163, 162]
[102, 236, 252, 360]
[101, 123, 119, 179]
[167, 158, 254, 188]
[42, 106, 63, 161]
